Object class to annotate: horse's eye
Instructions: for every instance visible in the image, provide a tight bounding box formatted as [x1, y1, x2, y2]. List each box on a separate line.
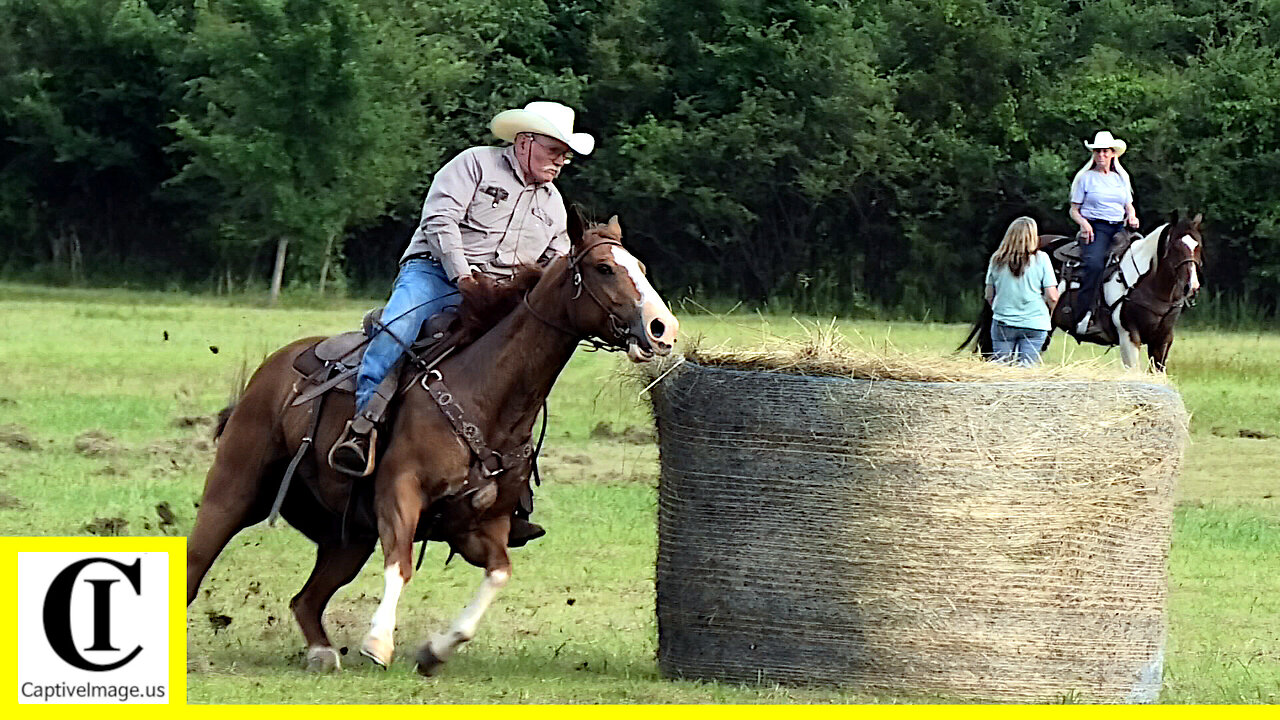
[596, 263, 614, 275]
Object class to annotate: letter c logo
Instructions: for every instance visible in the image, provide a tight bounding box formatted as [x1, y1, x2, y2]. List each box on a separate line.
[41, 557, 143, 671]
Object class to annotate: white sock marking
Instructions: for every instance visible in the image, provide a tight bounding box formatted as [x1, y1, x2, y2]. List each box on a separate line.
[368, 563, 404, 643]
[429, 568, 510, 661]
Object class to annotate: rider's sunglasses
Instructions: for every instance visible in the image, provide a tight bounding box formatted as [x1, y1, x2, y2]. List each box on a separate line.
[529, 134, 574, 164]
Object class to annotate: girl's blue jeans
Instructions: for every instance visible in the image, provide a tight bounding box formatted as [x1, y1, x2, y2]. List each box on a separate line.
[991, 320, 1049, 367]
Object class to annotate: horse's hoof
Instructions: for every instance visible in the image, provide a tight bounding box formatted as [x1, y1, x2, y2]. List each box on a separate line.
[360, 635, 393, 669]
[414, 644, 445, 677]
[305, 646, 341, 673]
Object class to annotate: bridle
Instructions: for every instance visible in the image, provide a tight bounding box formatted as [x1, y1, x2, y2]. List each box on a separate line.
[1163, 231, 1204, 308]
[521, 238, 634, 353]
[1126, 231, 1203, 319]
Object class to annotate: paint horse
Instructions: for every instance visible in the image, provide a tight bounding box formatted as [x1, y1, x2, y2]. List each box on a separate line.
[186, 214, 678, 675]
[960, 213, 1203, 371]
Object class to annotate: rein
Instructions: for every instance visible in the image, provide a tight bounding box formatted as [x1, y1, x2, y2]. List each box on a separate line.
[1124, 252, 1202, 320]
[416, 237, 636, 524]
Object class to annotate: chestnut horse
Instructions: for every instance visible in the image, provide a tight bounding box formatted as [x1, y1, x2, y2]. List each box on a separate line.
[186, 215, 678, 675]
[959, 213, 1204, 371]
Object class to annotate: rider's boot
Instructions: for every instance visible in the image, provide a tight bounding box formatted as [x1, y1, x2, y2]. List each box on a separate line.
[507, 514, 546, 548]
[330, 371, 399, 478]
[329, 419, 377, 477]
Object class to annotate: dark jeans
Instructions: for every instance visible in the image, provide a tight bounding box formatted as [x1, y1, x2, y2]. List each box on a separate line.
[1076, 217, 1122, 322]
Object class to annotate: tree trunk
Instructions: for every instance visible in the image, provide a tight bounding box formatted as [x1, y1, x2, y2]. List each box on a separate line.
[270, 238, 288, 305]
[318, 233, 335, 295]
[69, 229, 83, 284]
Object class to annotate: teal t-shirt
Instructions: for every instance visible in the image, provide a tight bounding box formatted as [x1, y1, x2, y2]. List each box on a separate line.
[985, 251, 1056, 331]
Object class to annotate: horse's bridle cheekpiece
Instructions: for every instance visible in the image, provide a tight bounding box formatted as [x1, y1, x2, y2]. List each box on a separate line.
[523, 239, 633, 352]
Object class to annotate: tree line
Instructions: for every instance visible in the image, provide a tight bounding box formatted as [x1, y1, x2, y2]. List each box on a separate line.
[3, 0, 1279, 319]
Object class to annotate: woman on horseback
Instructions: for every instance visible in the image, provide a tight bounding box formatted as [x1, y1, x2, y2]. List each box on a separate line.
[1068, 130, 1139, 335]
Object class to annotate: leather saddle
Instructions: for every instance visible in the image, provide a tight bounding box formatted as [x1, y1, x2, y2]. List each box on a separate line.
[290, 306, 462, 405]
[1050, 229, 1142, 345]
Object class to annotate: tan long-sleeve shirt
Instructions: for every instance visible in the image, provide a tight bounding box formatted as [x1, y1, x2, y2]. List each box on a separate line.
[399, 145, 569, 280]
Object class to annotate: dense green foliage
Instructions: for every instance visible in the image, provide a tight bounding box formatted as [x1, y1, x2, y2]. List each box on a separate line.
[4, 0, 1280, 318]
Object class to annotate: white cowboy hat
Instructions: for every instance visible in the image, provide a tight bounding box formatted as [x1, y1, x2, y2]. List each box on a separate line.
[491, 101, 595, 156]
[1083, 130, 1127, 157]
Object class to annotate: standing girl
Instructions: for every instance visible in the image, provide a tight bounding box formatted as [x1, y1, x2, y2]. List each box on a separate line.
[985, 217, 1059, 366]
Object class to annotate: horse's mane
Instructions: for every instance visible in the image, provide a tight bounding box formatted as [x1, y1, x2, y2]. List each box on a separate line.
[454, 266, 544, 341]
[448, 214, 620, 343]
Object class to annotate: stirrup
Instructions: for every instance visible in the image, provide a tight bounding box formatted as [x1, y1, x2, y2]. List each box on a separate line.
[328, 421, 377, 478]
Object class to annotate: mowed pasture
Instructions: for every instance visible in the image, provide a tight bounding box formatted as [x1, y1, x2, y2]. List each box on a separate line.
[1, 282, 1278, 703]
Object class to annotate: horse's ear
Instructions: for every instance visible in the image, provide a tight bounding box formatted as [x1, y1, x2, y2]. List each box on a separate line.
[1169, 209, 1180, 226]
[567, 204, 586, 249]
[606, 215, 622, 238]
[1191, 212, 1203, 230]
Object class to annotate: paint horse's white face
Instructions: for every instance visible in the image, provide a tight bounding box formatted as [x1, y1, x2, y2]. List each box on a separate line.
[1178, 234, 1201, 297]
[1162, 215, 1204, 303]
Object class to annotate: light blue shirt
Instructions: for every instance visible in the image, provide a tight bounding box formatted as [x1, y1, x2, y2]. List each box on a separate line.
[986, 251, 1056, 331]
[1070, 169, 1131, 222]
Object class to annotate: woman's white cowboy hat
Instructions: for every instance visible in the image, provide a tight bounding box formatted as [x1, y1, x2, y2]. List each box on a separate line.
[1083, 130, 1127, 157]
[491, 101, 595, 156]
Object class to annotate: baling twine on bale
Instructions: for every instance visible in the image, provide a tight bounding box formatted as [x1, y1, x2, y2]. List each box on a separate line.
[646, 338, 1188, 703]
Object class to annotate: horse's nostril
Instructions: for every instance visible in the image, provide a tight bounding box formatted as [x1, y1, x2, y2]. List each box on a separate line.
[650, 319, 665, 339]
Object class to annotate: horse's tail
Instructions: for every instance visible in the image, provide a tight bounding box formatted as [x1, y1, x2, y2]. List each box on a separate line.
[957, 302, 994, 357]
[213, 404, 235, 440]
[956, 318, 982, 353]
[214, 357, 253, 441]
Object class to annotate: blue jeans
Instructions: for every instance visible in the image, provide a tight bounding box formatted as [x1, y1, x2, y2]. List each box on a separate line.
[991, 320, 1049, 367]
[355, 259, 459, 411]
[1077, 217, 1122, 322]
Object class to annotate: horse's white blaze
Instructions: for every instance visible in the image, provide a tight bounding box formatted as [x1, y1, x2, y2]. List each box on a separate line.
[368, 563, 405, 645]
[610, 247, 661, 309]
[1180, 234, 1199, 252]
[610, 246, 679, 350]
[1189, 264, 1200, 293]
[428, 568, 510, 662]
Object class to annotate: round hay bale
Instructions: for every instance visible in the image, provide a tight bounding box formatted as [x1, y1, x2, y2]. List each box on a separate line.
[650, 360, 1187, 703]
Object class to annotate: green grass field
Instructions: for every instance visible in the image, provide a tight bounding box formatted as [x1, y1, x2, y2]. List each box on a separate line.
[1, 282, 1277, 704]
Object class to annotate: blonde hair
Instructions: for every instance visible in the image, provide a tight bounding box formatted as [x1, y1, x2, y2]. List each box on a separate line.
[1070, 156, 1133, 202]
[991, 217, 1040, 277]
